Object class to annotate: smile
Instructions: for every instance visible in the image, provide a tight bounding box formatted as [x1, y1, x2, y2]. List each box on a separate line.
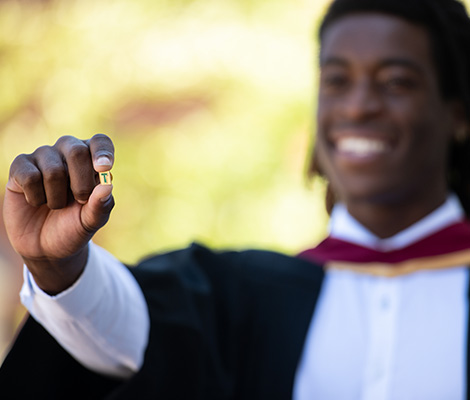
[336, 137, 391, 157]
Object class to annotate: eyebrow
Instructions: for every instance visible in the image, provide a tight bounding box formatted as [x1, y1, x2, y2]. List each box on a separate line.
[320, 56, 425, 74]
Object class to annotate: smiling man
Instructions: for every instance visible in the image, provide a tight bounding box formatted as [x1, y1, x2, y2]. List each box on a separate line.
[316, 13, 453, 233]
[296, 3, 470, 398]
[2, 0, 470, 399]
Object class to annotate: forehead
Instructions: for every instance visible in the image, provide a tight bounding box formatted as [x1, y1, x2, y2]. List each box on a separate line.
[320, 13, 434, 69]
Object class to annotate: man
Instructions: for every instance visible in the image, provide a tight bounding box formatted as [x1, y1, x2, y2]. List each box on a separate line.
[1, 0, 470, 399]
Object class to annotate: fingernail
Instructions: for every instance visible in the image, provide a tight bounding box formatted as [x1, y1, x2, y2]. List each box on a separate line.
[96, 156, 112, 167]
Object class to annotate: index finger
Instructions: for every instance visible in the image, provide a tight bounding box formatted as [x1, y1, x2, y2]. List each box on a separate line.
[87, 133, 115, 173]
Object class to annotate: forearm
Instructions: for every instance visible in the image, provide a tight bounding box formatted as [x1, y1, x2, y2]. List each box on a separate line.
[21, 242, 150, 378]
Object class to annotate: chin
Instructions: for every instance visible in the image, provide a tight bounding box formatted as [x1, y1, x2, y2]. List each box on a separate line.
[336, 185, 407, 207]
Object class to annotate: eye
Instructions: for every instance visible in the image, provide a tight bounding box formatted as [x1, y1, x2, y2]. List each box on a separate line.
[320, 72, 349, 93]
[380, 76, 418, 93]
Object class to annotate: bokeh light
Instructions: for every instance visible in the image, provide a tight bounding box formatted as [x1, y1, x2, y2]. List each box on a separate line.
[0, 0, 333, 265]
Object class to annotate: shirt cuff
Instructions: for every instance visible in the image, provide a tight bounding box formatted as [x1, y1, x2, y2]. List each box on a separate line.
[21, 242, 110, 319]
[19, 241, 150, 378]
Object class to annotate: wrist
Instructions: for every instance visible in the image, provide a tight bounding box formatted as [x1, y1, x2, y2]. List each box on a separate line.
[23, 245, 89, 295]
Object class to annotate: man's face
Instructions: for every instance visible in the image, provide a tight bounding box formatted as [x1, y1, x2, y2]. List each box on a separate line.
[315, 13, 458, 209]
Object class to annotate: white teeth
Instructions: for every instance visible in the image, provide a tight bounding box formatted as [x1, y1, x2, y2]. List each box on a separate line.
[337, 137, 389, 156]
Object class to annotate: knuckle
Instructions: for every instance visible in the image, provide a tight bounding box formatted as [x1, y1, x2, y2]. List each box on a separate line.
[43, 165, 67, 184]
[21, 171, 46, 207]
[66, 142, 90, 163]
[29, 197, 45, 208]
[54, 135, 81, 147]
[92, 133, 109, 141]
[91, 133, 114, 151]
[47, 197, 66, 210]
[20, 169, 42, 190]
[10, 154, 30, 174]
[31, 145, 54, 160]
[73, 188, 93, 200]
[33, 144, 53, 153]
[12, 153, 30, 163]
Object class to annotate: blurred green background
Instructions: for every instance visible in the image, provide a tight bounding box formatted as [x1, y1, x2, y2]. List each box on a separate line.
[0, 0, 335, 358]
[0, 0, 333, 266]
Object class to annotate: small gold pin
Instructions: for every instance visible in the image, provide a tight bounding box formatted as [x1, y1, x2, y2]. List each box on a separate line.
[99, 171, 112, 185]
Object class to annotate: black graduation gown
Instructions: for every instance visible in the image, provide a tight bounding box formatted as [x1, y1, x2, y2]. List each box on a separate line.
[0, 243, 325, 399]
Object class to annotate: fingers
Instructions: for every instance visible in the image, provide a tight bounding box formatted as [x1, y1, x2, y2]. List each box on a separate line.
[8, 146, 70, 209]
[34, 146, 69, 209]
[7, 153, 47, 206]
[8, 134, 115, 208]
[87, 133, 114, 172]
[54, 136, 96, 204]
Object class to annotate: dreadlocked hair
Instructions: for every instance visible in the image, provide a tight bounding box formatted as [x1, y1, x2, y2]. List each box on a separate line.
[308, 0, 470, 216]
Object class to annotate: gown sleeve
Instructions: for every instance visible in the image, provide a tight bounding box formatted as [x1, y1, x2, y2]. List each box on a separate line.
[0, 243, 324, 400]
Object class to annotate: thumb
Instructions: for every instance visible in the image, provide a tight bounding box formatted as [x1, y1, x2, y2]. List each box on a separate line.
[80, 184, 114, 233]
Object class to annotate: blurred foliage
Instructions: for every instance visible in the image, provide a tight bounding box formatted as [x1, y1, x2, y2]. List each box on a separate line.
[0, 0, 334, 264]
[3, 0, 470, 264]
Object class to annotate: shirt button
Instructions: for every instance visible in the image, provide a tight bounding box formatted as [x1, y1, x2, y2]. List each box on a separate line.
[380, 296, 390, 310]
[373, 362, 385, 381]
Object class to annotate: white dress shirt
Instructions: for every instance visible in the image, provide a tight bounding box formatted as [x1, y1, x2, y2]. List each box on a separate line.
[294, 194, 468, 400]
[21, 195, 469, 400]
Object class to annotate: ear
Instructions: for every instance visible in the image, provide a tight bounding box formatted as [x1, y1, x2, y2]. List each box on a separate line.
[448, 100, 469, 143]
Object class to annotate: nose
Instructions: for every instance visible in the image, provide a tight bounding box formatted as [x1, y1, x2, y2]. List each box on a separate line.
[341, 79, 383, 121]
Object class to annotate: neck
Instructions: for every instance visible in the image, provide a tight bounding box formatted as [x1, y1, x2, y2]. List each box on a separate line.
[345, 193, 448, 239]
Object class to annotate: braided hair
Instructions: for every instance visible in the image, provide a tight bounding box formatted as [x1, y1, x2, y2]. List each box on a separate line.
[309, 0, 470, 216]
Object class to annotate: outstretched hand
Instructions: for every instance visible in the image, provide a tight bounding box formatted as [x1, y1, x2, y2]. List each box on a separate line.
[3, 134, 115, 294]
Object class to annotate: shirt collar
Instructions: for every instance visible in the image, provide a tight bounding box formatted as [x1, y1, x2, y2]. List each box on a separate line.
[328, 194, 465, 252]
